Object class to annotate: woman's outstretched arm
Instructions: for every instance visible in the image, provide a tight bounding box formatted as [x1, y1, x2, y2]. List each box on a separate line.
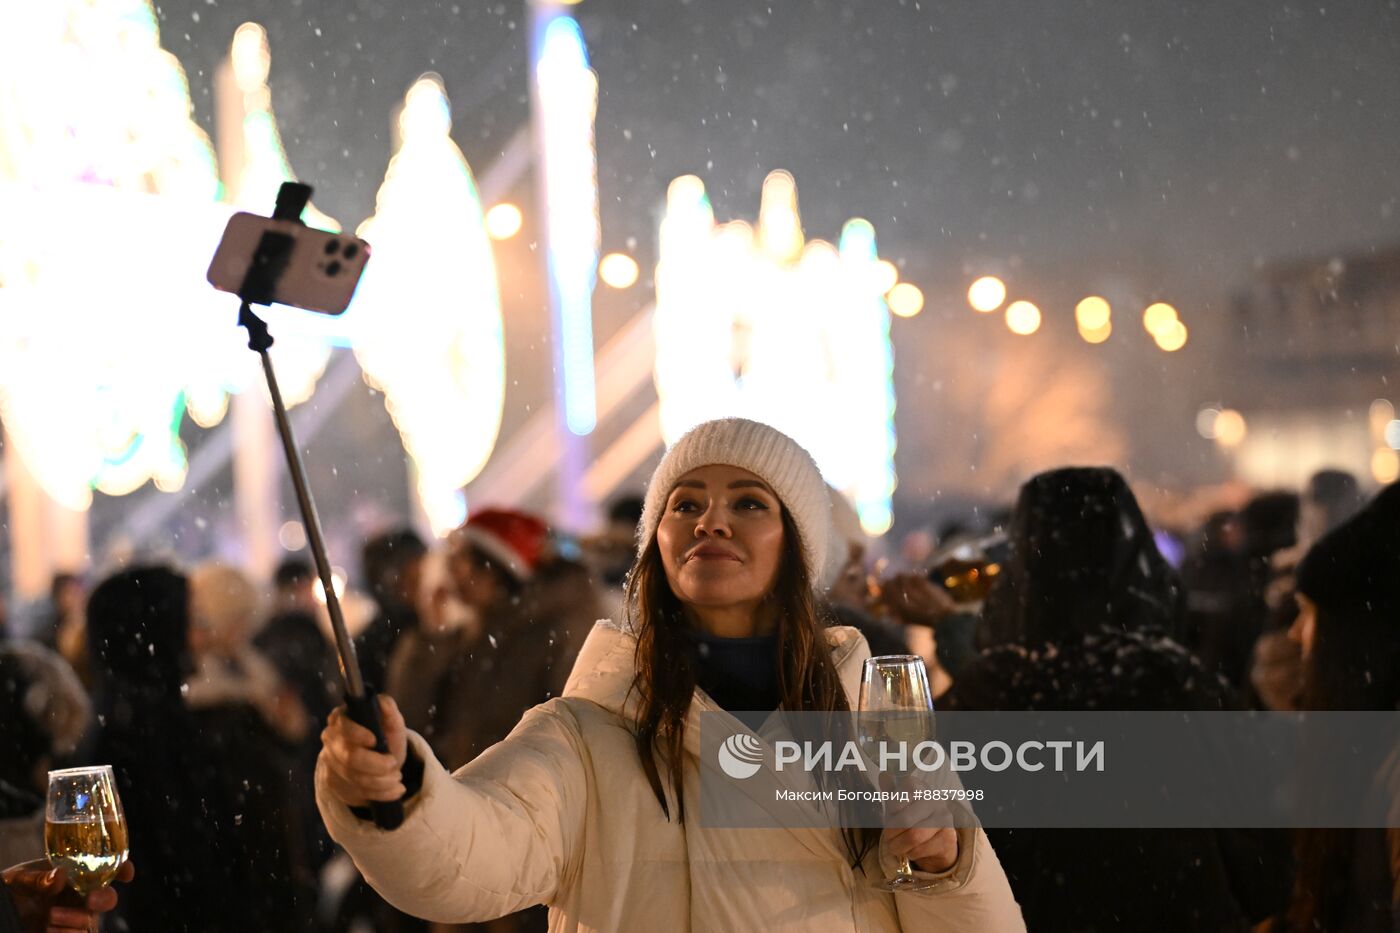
[316, 696, 587, 924]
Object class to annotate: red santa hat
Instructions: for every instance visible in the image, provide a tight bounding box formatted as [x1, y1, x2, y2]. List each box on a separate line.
[451, 508, 549, 581]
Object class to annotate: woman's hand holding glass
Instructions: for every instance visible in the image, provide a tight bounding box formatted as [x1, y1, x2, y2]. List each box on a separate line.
[858, 655, 959, 889]
[319, 695, 409, 808]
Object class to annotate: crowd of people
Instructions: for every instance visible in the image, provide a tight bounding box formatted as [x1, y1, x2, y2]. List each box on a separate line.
[0, 416, 1396, 931]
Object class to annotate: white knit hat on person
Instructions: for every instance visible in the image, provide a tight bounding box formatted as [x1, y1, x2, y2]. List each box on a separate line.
[638, 418, 832, 587]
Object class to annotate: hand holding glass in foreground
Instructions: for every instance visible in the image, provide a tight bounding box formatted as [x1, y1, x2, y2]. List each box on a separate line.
[1, 859, 135, 933]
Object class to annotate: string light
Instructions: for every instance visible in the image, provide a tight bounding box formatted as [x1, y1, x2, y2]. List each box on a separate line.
[598, 252, 640, 288]
[1005, 300, 1041, 335]
[967, 276, 1006, 313]
[484, 203, 524, 240]
[887, 282, 924, 318]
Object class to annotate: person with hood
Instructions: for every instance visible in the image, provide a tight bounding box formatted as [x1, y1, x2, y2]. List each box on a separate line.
[942, 467, 1292, 932]
[319, 418, 1023, 931]
[1285, 482, 1400, 933]
[82, 565, 252, 932]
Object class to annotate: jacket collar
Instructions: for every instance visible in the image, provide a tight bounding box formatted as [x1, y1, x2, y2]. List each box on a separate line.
[562, 618, 869, 722]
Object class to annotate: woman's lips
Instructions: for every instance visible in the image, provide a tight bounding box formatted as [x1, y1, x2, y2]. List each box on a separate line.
[688, 549, 740, 561]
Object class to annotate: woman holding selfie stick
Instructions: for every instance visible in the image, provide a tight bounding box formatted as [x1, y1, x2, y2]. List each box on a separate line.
[318, 418, 1022, 931]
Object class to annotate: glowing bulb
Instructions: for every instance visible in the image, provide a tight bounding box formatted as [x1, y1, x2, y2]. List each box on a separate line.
[1143, 302, 1179, 336]
[968, 276, 1006, 313]
[278, 520, 307, 551]
[1196, 408, 1221, 440]
[313, 569, 347, 604]
[1154, 320, 1188, 352]
[231, 23, 271, 93]
[1370, 399, 1395, 434]
[1079, 322, 1112, 344]
[874, 259, 899, 294]
[598, 252, 640, 289]
[1005, 300, 1041, 335]
[484, 203, 523, 240]
[1214, 409, 1247, 447]
[1372, 448, 1400, 484]
[1075, 296, 1111, 330]
[668, 174, 706, 203]
[887, 282, 925, 318]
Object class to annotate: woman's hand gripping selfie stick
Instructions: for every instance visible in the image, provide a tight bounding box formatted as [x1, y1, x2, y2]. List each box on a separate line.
[232, 181, 404, 831]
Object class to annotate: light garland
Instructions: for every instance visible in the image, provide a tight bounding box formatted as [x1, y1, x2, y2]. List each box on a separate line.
[533, 13, 600, 436]
[350, 75, 506, 536]
[652, 171, 899, 536]
[0, 8, 507, 523]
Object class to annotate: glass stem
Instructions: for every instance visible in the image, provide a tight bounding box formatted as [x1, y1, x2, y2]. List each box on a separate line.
[896, 855, 915, 881]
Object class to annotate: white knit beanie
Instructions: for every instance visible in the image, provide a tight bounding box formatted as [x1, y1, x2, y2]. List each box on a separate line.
[638, 418, 832, 587]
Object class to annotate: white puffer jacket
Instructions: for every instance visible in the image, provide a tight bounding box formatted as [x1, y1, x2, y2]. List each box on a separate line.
[317, 621, 1024, 932]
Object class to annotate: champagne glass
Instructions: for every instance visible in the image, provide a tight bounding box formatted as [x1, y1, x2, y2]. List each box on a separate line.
[858, 655, 936, 892]
[45, 765, 129, 896]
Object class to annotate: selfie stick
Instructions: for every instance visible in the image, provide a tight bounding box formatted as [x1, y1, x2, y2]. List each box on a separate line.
[235, 182, 404, 831]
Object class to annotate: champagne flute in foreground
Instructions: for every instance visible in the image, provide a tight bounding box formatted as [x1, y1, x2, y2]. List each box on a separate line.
[858, 655, 936, 892]
[46, 765, 129, 896]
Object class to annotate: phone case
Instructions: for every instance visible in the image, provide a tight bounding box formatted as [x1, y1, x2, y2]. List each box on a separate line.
[207, 212, 371, 315]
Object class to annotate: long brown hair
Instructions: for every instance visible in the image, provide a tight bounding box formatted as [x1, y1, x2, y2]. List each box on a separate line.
[625, 508, 878, 869]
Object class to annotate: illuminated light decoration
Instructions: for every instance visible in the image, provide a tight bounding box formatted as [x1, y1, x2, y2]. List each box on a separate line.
[198, 21, 334, 410]
[967, 276, 1006, 313]
[874, 259, 900, 295]
[1213, 409, 1247, 447]
[1075, 296, 1111, 330]
[1372, 448, 1400, 484]
[653, 172, 897, 536]
[484, 202, 524, 240]
[1077, 295, 1112, 343]
[757, 170, 805, 263]
[350, 75, 506, 536]
[1196, 408, 1222, 440]
[533, 14, 600, 436]
[1369, 399, 1395, 435]
[278, 519, 307, 551]
[1386, 420, 1400, 450]
[1005, 300, 1041, 335]
[1079, 322, 1112, 344]
[887, 282, 925, 318]
[598, 252, 640, 289]
[1154, 319, 1188, 352]
[0, 12, 510, 519]
[0, 0, 225, 508]
[1142, 301, 1179, 336]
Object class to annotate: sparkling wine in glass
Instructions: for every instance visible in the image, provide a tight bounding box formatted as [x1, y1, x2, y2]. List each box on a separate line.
[858, 655, 937, 892]
[45, 765, 129, 896]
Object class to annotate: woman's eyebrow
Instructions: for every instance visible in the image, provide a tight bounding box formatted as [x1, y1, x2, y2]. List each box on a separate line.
[729, 480, 774, 493]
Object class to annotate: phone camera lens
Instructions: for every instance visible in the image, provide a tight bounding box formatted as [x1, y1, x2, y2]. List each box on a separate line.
[324, 240, 340, 255]
[342, 243, 359, 260]
[326, 260, 343, 277]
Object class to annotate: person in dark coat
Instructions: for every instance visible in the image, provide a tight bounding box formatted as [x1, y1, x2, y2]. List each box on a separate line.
[1286, 482, 1400, 933]
[254, 557, 342, 872]
[942, 467, 1292, 933]
[354, 530, 428, 697]
[82, 565, 251, 932]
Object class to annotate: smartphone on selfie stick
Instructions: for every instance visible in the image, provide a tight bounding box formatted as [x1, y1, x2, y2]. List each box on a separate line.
[207, 182, 403, 831]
